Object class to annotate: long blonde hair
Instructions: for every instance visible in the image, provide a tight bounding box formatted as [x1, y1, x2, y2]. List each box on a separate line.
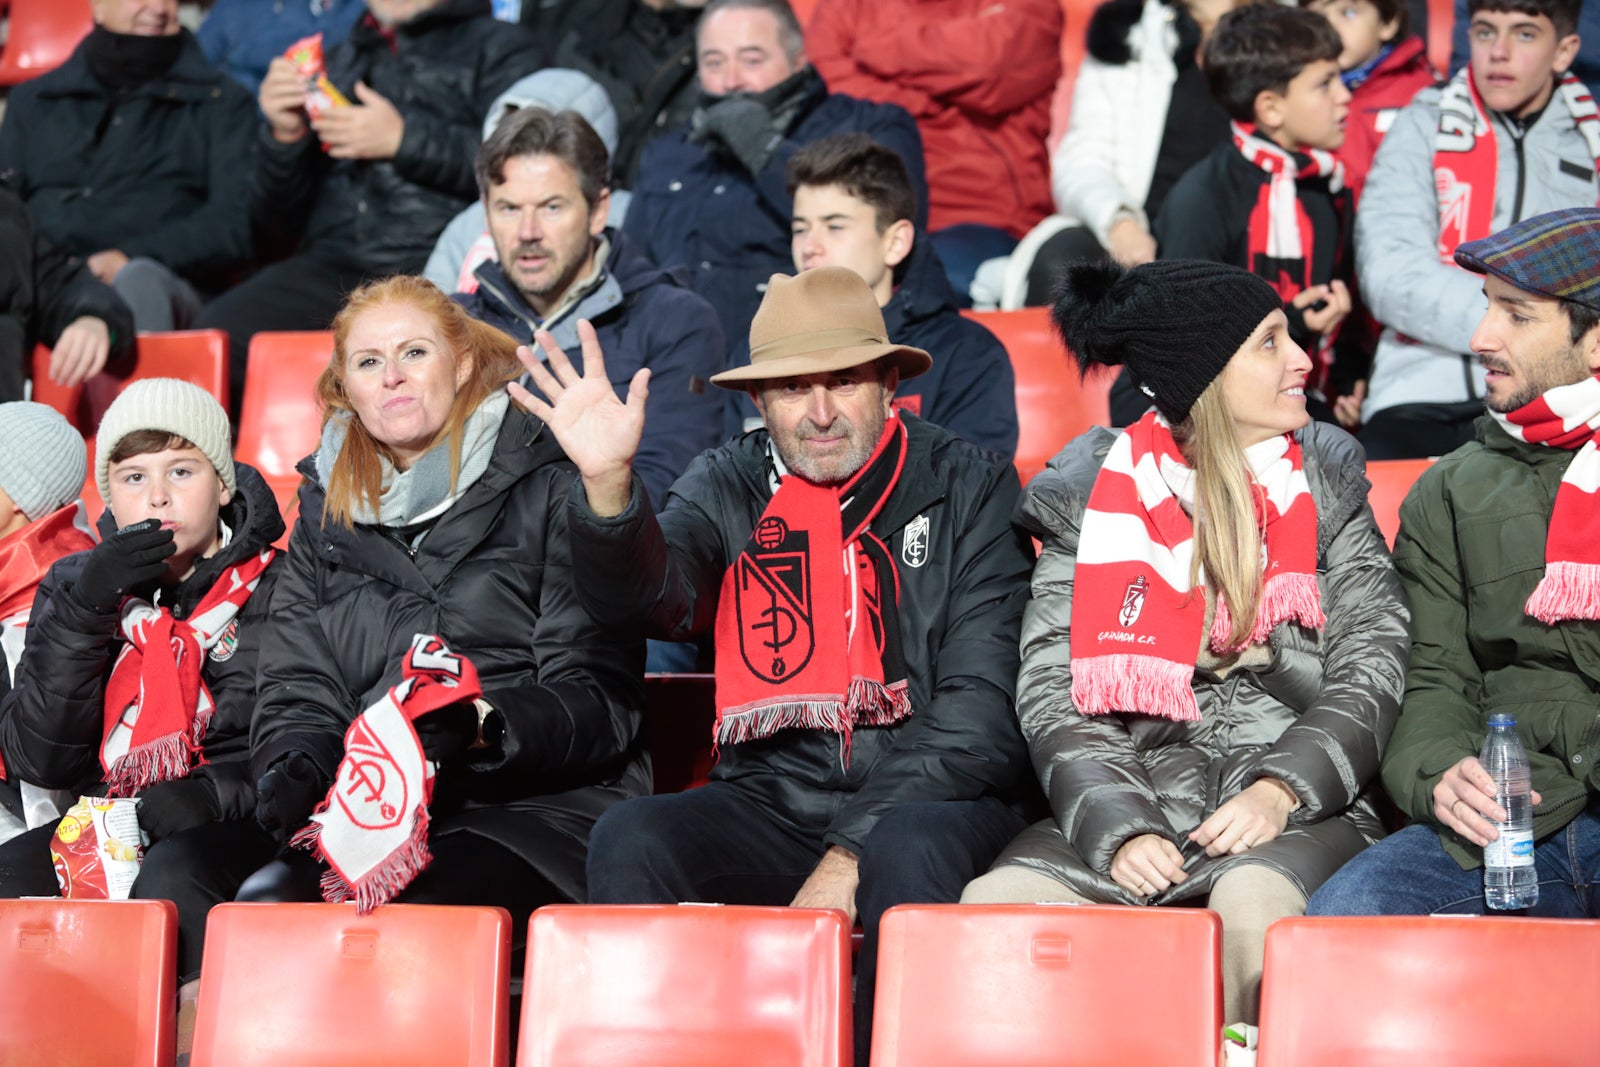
[316, 275, 521, 528]
[1171, 378, 1266, 647]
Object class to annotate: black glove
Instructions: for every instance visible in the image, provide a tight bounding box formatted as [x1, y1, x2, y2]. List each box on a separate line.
[413, 702, 478, 765]
[254, 752, 329, 843]
[699, 94, 782, 176]
[73, 518, 176, 612]
[136, 777, 220, 843]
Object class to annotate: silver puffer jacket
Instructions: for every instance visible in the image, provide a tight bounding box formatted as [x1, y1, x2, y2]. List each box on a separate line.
[990, 421, 1410, 903]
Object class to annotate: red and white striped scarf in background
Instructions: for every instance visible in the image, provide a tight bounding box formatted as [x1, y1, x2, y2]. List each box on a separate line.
[1492, 375, 1600, 623]
[1434, 67, 1600, 265]
[293, 634, 482, 914]
[99, 547, 276, 795]
[1069, 413, 1325, 723]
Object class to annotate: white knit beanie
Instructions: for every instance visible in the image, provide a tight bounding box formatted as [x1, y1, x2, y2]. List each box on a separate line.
[0, 401, 86, 522]
[95, 379, 235, 501]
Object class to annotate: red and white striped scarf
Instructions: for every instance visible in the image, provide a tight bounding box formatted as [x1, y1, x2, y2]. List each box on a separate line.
[1492, 374, 1600, 622]
[1069, 413, 1325, 722]
[99, 547, 276, 795]
[1435, 67, 1600, 264]
[292, 634, 482, 914]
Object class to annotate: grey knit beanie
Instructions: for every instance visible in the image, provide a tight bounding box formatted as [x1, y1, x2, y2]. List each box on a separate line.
[95, 378, 235, 501]
[1051, 259, 1284, 424]
[0, 402, 86, 522]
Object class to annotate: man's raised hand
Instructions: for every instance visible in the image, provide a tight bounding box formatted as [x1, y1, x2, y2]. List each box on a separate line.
[509, 319, 649, 517]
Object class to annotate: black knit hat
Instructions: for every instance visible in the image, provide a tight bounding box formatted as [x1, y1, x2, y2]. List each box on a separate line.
[1051, 259, 1283, 424]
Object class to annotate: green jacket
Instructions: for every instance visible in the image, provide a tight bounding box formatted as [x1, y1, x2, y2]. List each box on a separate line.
[1382, 418, 1600, 868]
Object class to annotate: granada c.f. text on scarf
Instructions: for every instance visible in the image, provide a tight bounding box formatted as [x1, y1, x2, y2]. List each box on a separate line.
[713, 413, 911, 762]
[1069, 412, 1325, 722]
[1434, 67, 1600, 265]
[1492, 374, 1600, 622]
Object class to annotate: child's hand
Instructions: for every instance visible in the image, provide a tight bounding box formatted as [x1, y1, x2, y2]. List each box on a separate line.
[1295, 280, 1351, 335]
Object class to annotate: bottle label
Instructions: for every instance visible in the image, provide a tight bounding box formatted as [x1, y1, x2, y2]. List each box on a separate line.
[1484, 829, 1535, 868]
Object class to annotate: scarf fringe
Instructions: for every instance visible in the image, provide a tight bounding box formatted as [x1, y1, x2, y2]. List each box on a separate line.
[715, 698, 851, 746]
[1072, 654, 1202, 722]
[1526, 561, 1600, 623]
[1210, 572, 1325, 651]
[104, 734, 195, 797]
[848, 677, 913, 726]
[292, 805, 435, 915]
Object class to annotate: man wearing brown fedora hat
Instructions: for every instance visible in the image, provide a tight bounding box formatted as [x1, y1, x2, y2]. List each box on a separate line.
[513, 264, 1036, 1060]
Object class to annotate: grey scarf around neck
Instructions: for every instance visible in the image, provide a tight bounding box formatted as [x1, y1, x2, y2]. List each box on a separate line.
[315, 391, 511, 529]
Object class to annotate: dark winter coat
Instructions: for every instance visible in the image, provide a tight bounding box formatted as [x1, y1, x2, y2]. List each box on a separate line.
[622, 68, 928, 358]
[722, 235, 1017, 457]
[252, 0, 542, 275]
[0, 185, 134, 403]
[252, 405, 647, 899]
[989, 422, 1408, 902]
[0, 464, 286, 819]
[1384, 420, 1600, 869]
[567, 412, 1035, 855]
[0, 30, 256, 285]
[456, 228, 726, 509]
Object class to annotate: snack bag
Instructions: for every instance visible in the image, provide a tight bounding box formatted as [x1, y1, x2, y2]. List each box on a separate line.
[284, 33, 350, 121]
[49, 796, 147, 900]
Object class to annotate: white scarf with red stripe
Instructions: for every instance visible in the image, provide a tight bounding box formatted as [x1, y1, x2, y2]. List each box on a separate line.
[1435, 67, 1600, 264]
[1491, 375, 1600, 622]
[291, 634, 482, 914]
[99, 547, 276, 795]
[1069, 414, 1325, 722]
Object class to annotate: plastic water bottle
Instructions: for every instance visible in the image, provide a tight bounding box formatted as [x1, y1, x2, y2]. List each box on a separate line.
[1480, 713, 1538, 910]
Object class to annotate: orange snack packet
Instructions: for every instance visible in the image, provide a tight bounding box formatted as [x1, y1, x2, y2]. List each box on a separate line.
[49, 796, 146, 900]
[284, 33, 350, 121]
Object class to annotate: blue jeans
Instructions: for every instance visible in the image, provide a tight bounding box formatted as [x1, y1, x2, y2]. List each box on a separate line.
[1307, 808, 1600, 917]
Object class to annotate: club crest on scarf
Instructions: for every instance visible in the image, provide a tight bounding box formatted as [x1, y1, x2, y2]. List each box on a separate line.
[734, 516, 815, 682]
[292, 633, 482, 914]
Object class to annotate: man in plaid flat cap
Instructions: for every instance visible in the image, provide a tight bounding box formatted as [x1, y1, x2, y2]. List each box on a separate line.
[1309, 207, 1600, 917]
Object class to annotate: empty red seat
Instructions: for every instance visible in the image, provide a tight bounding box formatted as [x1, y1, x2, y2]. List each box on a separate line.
[1259, 915, 1600, 1067]
[0, 898, 177, 1066]
[1366, 457, 1433, 547]
[0, 0, 92, 86]
[191, 902, 511, 1067]
[872, 903, 1223, 1067]
[520, 904, 851, 1067]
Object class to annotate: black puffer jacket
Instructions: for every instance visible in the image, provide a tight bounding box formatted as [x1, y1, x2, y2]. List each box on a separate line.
[0, 464, 285, 818]
[252, 0, 542, 274]
[252, 406, 647, 899]
[568, 412, 1036, 854]
[0, 30, 256, 285]
[0, 184, 134, 402]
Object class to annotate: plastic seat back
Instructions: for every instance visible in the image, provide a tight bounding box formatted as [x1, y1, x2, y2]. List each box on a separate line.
[1366, 457, 1432, 547]
[0, 897, 177, 1067]
[30, 330, 231, 431]
[963, 307, 1111, 484]
[1258, 915, 1600, 1067]
[519, 904, 851, 1067]
[872, 903, 1222, 1067]
[0, 0, 93, 85]
[191, 902, 511, 1067]
[236, 331, 332, 481]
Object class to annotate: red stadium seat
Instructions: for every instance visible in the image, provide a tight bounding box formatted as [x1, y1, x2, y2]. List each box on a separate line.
[0, 0, 92, 86]
[31, 330, 231, 431]
[1258, 915, 1600, 1067]
[1427, 0, 1455, 80]
[872, 904, 1223, 1067]
[1365, 457, 1432, 547]
[236, 331, 332, 533]
[192, 902, 512, 1067]
[0, 898, 178, 1067]
[519, 904, 851, 1067]
[963, 306, 1112, 484]
[643, 673, 716, 794]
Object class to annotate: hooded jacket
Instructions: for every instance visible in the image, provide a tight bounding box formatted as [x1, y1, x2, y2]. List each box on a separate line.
[993, 422, 1408, 902]
[456, 228, 726, 509]
[0, 463, 285, 819]
[251, 0, 542, 275]
[567, 412, 1036, 855]
[722, 235, 1018, 457]
[1337, 36, 1437, 206]
[0, 29, 256, 286]
[252, 405, 647, 899]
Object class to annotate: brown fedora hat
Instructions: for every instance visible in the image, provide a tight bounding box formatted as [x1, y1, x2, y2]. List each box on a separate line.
[709, 266, 933, 389]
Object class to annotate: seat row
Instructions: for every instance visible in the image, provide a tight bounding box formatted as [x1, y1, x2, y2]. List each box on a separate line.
[5, 896, 1597, 1066]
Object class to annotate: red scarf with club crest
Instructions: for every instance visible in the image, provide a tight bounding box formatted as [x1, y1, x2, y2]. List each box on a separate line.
[1069, 413, 1325, 722]
[713, 414, 911, 762]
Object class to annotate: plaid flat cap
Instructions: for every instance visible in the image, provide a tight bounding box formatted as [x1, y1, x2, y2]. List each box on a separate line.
[1455, 208, 1600, 313]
